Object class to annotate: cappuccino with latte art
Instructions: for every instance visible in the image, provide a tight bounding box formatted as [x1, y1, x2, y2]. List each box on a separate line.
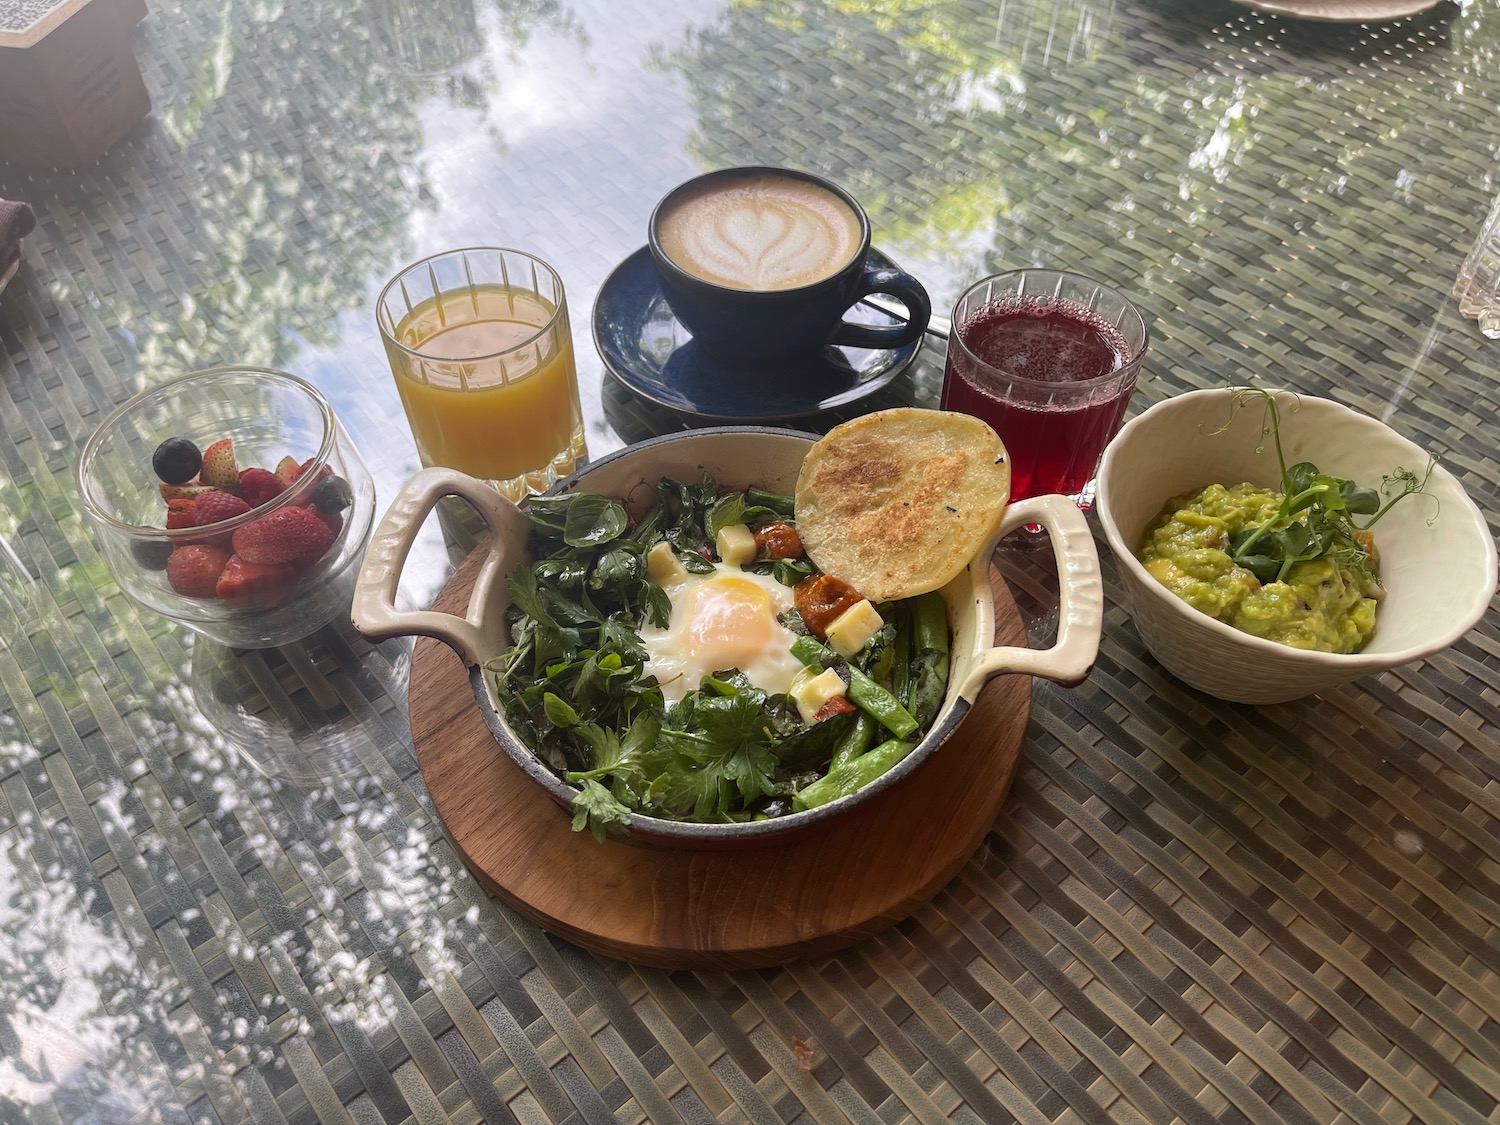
[656, 171, 864, 292]
[647, 166, 930, 362]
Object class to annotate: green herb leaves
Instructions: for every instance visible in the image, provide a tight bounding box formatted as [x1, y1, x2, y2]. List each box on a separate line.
[526, 493, 628, 546]
[493, 475, 950, 842]
[1218, 389, 1434, 586]
[492, 489, 667, 810]
[494, 479, 822, 839]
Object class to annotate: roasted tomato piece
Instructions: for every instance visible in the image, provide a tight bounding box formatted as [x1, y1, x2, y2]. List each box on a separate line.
[813, 695, 857, 723]
[794, 574, 864, 638]
[754, 520, 803, 560]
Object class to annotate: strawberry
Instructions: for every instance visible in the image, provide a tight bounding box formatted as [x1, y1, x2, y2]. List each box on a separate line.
[215, 555, 296, 609]
[165, 498, 197, 529]
[298, 457, 333, 484]
[193, 489, 253, 527]
[200, 439, 239, 493]
[233, 506, 334, 565]
[274, 455, 301, 487]
[166, 544, 229, 598]
[158, 480, 212, 502]
[238, 467, 286, 508]
[313, 507, 344, 536]
[292, 511, 341, 571]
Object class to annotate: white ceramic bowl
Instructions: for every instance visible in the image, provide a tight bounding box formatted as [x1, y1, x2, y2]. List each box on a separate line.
[352, 428, 1104, 849]
[1096, 388, 1497, 704]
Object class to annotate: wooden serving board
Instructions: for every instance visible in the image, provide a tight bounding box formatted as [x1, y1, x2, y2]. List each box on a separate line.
[408, 544, 1032, 970]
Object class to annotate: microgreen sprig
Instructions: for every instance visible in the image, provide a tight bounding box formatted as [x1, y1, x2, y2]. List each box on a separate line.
[1210, 389, 1436, 586]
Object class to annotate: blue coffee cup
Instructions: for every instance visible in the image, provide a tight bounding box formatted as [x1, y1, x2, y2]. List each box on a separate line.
[648, 166, 931, 362]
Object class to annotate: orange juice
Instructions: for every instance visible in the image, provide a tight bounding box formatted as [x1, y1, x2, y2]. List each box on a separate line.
[386, 284, 584, 483]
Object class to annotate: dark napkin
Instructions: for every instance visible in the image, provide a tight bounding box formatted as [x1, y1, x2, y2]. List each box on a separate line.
[0, 199, 37, 280]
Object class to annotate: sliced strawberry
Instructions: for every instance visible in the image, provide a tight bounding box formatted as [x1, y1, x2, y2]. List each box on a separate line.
[238, 467, 286, 508]
[158, 480, 213, 502]
[233, 506, 334, 565]
[200, 439, 239, 493]
[274, 455, 301, 487]
[215, 555, 296, 609]
[193, 490, 253, 527]
[165, 498, 197, 529]
[166, 544, 229, 598]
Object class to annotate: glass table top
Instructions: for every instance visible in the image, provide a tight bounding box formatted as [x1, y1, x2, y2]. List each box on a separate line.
[1, 0, 1498, 1122]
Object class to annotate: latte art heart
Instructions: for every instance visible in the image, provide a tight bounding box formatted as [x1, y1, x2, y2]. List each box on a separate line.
[656, 173, 864, 292]
[683, 205, 839, 291]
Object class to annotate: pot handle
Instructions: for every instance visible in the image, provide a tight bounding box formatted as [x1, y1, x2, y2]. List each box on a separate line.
[351, 467, 529, 667]
[958, 493, 1103, 698]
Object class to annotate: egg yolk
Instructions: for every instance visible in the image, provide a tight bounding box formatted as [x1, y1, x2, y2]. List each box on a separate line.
[687, 576, 774, 669]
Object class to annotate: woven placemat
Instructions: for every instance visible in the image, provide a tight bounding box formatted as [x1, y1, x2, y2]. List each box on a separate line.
[0, 0, 1496, 1121]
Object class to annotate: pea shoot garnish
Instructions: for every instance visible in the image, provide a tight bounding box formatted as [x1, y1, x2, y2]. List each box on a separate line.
[1213, 388, 1435, 586]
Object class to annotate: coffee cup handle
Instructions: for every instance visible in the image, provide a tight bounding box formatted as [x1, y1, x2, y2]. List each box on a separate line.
[830, 264, 932, 351]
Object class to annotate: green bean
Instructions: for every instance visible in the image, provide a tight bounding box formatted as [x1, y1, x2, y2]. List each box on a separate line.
[907, 592, 950, 729]
[888, 603, 911, 701]
[830, 712, 876, 773]
[746, 487, 795, 518]
[790, 636, 918, 738]
[793, 738, 915, 810]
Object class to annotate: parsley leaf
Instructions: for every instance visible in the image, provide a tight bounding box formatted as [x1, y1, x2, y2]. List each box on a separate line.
[571, 780, 633, 842]
[656, 685, 779, 816]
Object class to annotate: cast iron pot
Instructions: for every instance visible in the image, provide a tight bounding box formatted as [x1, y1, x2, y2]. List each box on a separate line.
[352, 428, 1103, 850]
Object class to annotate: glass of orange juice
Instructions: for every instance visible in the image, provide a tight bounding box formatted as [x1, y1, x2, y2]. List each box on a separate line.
[376, 247, 588, 500]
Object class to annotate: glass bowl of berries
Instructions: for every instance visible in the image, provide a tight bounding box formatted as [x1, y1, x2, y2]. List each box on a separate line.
[78, 366, 377, 648]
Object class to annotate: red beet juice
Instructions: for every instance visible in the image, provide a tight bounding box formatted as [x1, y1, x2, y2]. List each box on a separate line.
[942, 295, 1138, 502]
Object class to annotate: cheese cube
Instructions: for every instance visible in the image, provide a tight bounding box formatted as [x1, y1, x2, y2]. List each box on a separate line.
[825, 599, 883, 657]
[790, 667, 847, 726]
[646, 541, 688, 585]
[716, 523, 757, 566]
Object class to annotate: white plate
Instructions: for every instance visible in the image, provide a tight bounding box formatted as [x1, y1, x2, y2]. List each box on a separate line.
[1233, 0, 1446, 20]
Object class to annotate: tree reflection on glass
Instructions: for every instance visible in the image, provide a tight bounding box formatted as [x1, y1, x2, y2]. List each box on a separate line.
[0, 714, 183, 1121]
[659, 0, 1493, 407]
[19, 0, 584, 392]
[660, 0, 1119, 275]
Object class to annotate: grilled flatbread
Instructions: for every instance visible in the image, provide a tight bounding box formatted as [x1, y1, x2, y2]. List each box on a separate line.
[795, 408, 1011, 601]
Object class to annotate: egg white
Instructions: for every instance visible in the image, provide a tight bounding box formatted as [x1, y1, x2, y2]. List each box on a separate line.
[641, 562, 803, 704]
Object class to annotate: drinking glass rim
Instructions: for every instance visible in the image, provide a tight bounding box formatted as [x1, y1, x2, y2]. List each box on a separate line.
[77, 366, 338, 537]
[947, 268, 1150, 392]
[376, 246, 568, 362]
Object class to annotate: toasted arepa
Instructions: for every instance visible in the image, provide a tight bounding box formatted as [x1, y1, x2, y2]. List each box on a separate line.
[795, 408, 1011, 601]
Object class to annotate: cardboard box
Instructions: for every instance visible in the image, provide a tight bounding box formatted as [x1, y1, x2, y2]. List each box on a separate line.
[0, 0, 151, 169]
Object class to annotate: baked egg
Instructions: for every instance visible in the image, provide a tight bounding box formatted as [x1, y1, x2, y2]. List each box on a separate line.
[642, 562, 803, 704]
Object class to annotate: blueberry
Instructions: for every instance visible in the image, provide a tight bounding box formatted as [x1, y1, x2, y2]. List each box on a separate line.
[152, 437, 202, 484]
[131, 538, 174, 570]
[312, 475, 353, 514]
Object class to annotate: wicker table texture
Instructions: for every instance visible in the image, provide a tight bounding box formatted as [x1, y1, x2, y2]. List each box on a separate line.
[2, 0, 1499, 1122]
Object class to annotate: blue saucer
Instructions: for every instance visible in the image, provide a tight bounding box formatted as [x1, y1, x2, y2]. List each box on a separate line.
[592, 246, 923, 423]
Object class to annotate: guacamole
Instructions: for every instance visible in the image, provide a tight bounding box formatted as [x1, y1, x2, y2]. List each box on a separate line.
[1137, 482, 1380, 653]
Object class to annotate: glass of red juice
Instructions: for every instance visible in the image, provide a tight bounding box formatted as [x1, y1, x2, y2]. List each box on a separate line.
[941, 268, 1148, 507]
